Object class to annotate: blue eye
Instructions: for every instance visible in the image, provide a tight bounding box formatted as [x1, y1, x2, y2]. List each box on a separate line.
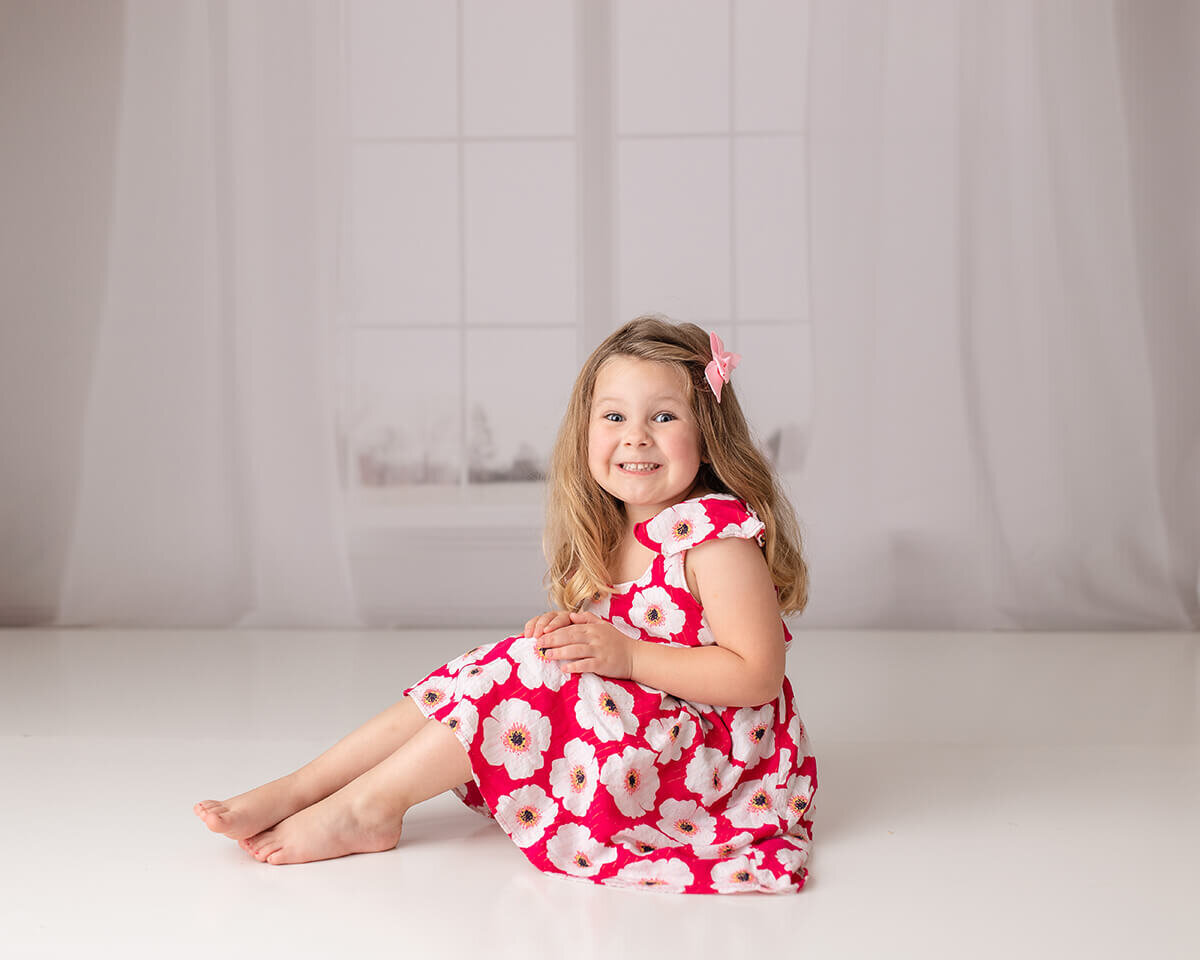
[653, 412, 676, 423]
[603, 413, 624, 422]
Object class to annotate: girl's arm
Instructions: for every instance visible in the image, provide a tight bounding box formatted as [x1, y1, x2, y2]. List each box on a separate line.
[630, 537, 786, 707]
[543, 538, 786, 706]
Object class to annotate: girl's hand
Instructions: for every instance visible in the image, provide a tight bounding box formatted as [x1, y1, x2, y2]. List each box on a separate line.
[536, 611, 637, 680]
[522, 610, 573, 639]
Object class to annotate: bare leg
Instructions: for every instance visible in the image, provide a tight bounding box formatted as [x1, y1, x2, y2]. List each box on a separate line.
[243, 716, 472, 865]
[194, 695, 429, 840]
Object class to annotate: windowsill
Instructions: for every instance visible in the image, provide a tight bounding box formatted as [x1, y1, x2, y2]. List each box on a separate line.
[346, 481, 546, 529]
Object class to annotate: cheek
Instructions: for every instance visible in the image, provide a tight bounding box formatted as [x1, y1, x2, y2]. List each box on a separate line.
[586, 430, 611, 476]
[667, 430, 703, 468]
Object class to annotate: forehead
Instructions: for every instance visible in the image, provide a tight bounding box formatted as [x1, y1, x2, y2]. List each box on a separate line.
[591, 355, 690, 405]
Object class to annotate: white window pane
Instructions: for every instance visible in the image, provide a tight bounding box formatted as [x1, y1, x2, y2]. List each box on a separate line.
[734, 0, 810, 131]
[348, 329, 462, 487]
[616, 0, 729, 134]
[735, 137, 808, 320]
[463, 0, 575, 136]
[618, 139, 730, 321]
[350, 144, 459, 326]
[730, 322, 812, 472]
[464, 142, 577, 325]
[465, 328, 576, 483]
[349, 0, 457, 137]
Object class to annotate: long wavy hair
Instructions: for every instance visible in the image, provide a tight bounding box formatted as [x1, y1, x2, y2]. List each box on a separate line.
[544, 315, 809, 616]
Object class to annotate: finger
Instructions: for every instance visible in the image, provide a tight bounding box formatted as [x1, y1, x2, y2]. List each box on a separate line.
[537, 624, 564, 648]
[543, 623, 581, 644]
[545, 642, 589, 662]
[569, 611, 598, 623]
[562, 658, 597, 675]
[523, 617, 536, 637]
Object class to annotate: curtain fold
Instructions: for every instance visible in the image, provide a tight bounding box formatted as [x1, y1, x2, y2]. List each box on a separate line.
[797, 0, 1198, 628]
[56, 0, 359, 627]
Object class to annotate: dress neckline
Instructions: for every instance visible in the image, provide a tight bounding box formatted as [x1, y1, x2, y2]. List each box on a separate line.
[610, 493, 729, 589]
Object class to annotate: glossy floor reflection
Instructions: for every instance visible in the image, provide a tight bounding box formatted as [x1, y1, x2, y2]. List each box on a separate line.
[1, 628, 1197, 959]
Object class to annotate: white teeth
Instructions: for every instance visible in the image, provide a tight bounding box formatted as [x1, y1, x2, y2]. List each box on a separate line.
[620, 463, 660, 473]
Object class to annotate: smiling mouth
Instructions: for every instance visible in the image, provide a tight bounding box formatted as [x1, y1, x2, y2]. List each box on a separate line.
[619, 463, 661, 473]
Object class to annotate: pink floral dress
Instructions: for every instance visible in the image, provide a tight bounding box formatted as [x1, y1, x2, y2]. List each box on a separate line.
[402, 494, 816, 894]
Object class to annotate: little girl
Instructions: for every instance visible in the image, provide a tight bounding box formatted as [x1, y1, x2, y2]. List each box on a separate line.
[195, 315, 817, 894]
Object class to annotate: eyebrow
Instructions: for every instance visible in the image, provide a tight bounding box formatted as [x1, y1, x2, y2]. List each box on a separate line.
[592, 395, 685, 406]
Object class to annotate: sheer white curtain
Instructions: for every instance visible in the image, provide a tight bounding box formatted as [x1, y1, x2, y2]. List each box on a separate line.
[54, 0, 358, 626]
[795, 0, 1198, 628]
[3, 0, 1195, 629]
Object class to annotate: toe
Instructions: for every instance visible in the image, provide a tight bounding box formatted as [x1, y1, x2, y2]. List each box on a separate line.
[246, 830, 273, 856]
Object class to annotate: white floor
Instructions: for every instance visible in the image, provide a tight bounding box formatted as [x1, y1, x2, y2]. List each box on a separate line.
[1, 628, 1197, 959]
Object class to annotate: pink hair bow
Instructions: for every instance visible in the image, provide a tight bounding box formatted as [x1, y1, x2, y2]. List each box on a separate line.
[704, 331, 741, 403]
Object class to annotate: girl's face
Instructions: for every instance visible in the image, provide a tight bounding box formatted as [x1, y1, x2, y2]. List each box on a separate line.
[587, 355, 703, 524]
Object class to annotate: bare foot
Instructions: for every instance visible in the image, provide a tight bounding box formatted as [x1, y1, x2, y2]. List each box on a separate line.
[193, 776, 306, 841]
[242, 790, 403, 865]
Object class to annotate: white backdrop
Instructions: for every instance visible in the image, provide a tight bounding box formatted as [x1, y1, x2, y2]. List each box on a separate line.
[1, 0, 1196, 629]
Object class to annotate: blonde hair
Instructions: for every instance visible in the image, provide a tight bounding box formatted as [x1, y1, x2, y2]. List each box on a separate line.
[544, 315, 809, 616]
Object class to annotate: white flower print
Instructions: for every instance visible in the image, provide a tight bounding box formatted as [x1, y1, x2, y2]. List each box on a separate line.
[603, 858, 695, 894]
[759, 872, 800, 894]
[628, 585, 686, 639]
[443, 642, 495, 676]
[695, 618, 715, 647]
[586, 592, 611, 619]
[644, 713, 696, 764]
[612, 824, 681, 856]
[455, 656, 512, 699]
[787, 710, 812, 757]
[494, 784, 559, 848]
[724, 774, 783, 830]
[510, 636, 567, 693]
[573, 674, 639, 742]
[646, 500, 713, 553]
[720, 516, 765, 545]
[545, 823, 618, 877]
[408, 676, 453, 714]
[710, 855, 771, 894]
[548, 737, 599, 816]
[685, 746, 740, 805]
[480, 699, 552, 779]
[682, 697, 716, 716]
[693, 831, 756, 859]
[731, 704, 776, 767]
[662, 553, 689, 591]
[775, 840, 811, 876]
[656, 798, 717, 848]
[610, 615, 641, 640]
[599, 746, 661, 818]
[444, 699, 479, 750]
[781, 773, 814, 827]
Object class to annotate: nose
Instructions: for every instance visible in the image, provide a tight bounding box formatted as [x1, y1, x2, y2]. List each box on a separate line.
[622, 421, 650, 446]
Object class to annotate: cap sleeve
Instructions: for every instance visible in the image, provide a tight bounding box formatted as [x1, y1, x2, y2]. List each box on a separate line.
[639, 494, 766, 557]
